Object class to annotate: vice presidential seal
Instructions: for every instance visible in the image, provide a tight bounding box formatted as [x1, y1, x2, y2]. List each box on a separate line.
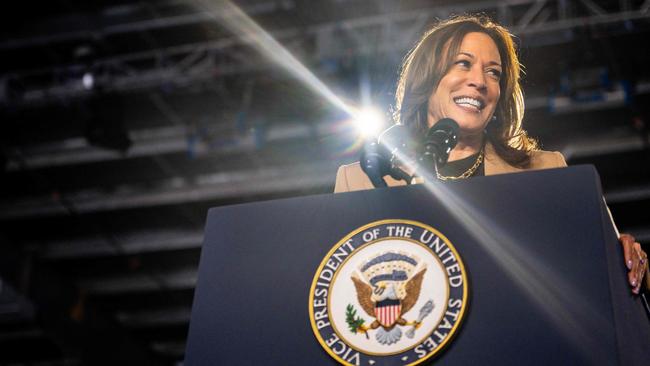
[309, 219, 468, 366]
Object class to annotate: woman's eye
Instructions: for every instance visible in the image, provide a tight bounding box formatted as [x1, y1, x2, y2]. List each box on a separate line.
[487, 69, 502, 79]
[455, 60, 471, 68]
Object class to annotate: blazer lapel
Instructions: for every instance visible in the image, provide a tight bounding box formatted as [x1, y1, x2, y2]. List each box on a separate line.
[484, 142, 522, 176]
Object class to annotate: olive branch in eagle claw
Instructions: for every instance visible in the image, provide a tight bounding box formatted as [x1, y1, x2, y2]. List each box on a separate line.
[345, 304, 369, 339]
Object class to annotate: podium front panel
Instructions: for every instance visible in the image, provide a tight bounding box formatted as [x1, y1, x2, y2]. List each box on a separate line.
[185, 166, 649, 365]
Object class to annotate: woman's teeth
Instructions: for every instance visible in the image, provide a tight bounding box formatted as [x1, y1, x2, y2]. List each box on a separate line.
[454, 97, 483, 110]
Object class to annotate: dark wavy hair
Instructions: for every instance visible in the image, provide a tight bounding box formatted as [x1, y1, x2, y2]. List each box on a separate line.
[395, 15, 537, 167]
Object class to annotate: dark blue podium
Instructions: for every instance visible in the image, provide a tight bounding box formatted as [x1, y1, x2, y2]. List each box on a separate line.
[185, 166, 650, 365]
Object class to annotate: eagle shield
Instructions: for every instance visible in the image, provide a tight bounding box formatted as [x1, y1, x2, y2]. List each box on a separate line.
[351, 251, 427, 345]
[374, 299, 402, 327]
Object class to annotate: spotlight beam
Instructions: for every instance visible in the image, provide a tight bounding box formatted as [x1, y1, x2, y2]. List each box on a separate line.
[190, 0, 353, 116]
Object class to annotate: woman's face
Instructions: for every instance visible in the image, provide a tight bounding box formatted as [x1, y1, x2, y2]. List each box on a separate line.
[427, 32, 502, 135]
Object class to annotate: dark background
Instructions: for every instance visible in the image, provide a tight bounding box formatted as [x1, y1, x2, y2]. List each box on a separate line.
[1, 1, 649, 365]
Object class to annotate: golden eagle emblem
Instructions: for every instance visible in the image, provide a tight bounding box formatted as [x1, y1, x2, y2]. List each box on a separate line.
[349, 251, 432, 345]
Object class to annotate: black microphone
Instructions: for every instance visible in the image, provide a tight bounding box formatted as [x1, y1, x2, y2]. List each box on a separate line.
[419, 118, 459, 173]
[360, 139, 391, 188]
[360, 124, 414, 188]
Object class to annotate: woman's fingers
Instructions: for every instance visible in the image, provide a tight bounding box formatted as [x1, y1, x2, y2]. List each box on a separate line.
[633, 243, 647, 294]
[629, 244, 639, 291]
[619, 233, 647, 294]
[620, 234, 634, 270]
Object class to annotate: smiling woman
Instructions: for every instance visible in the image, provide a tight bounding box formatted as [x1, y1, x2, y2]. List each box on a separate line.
[394, 16, 535, 169]
[335, 15, 560, 189]
[333, 14, 648, 295]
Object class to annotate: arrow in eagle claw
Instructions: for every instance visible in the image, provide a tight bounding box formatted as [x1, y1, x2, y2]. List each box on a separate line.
[406, 300, 434, 339]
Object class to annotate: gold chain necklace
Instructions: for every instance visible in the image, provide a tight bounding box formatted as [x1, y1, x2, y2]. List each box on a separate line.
[436, 148, 484, 181]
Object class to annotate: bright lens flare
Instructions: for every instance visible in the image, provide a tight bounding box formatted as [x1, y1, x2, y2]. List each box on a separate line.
[353, 107, 384, 138]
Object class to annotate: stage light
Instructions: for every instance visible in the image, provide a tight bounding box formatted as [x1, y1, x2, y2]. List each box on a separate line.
[354, 107, 384, 137]
[82, 72, 94, 90]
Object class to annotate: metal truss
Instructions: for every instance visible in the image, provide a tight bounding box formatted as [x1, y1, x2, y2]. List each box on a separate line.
[39, 228, 205, 260]
[6, 82, 648, 172]
[0, 159, 343, 219]
[2, 0, 649, 106]
[0, 132, 647, 221]
[5, 118, 337, 170]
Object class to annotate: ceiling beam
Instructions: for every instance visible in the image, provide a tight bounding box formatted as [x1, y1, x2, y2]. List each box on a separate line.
[39, 229, 204, 260]
[0, 160, 341, 220]
[116, 306, 191, 328]
[605, 185, 650, 204]
[79, 267, 197, 295]
[6, 120, 330, 170]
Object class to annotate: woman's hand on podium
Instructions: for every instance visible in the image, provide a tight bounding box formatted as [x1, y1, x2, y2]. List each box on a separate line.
[620, 233, 648, 294]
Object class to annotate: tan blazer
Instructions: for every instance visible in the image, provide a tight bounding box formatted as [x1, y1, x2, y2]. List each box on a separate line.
[334, 143, 567, 193]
